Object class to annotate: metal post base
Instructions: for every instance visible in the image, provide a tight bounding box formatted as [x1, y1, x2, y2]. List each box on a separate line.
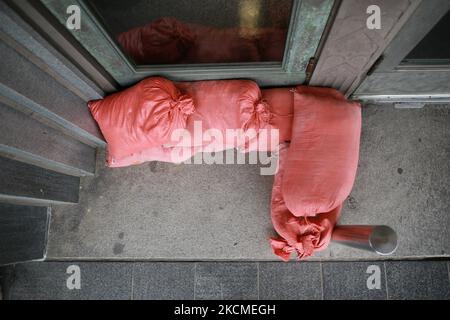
[331, 225, 398, 255]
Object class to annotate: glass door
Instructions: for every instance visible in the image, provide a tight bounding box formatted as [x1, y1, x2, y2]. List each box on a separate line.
[39, 0, 334, 87]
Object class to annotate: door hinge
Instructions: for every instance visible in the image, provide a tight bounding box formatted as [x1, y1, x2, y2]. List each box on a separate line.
[305, 57, 317, 84]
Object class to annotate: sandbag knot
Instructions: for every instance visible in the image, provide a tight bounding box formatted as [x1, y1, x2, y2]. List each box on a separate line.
[171, 94, 195, 116]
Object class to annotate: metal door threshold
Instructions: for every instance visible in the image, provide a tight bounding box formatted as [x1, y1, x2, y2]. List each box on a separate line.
[351, 93, 450, 103]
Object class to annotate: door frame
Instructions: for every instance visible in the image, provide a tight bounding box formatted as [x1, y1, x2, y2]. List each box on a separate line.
[352, 0, 450, 102]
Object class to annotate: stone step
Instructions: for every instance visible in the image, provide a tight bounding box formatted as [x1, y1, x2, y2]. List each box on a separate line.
[0, 40, 105, 148]
[0, 204, 50, 266]
[0, 156, 80, 205]
[0, 102, 97, 177]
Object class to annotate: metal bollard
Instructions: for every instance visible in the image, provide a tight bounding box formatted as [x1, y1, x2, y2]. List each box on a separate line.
[331, 225, 398, 255]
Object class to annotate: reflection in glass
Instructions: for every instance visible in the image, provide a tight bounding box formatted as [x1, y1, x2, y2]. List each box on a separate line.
[87, 0, 293, 65]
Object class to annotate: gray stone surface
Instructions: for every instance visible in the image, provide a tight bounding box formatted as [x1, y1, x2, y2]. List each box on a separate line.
[9, 262, 133, 300]
[322, 262, 387, 300]
[259, 262, 322, 300]
[385, 261, 450, 300]
[48, 151, 276, 259]
[47, 104, 450, 260]
[133, 263, 195, 300]
[194, 262, 258, 300]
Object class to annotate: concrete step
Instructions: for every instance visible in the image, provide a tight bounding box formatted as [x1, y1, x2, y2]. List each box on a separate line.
[2, 260, 449, 300]
[0, 156, 80, 206]
[0, 102, 97, 177]
[0, 204, 50, 266]
[46, 104, 450, 261]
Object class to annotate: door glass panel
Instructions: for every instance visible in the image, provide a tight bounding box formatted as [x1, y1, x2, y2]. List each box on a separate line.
[402, 10, 450, 63]
[87, 0, 293, 65]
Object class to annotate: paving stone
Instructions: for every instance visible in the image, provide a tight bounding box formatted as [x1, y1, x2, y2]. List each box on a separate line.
[322, 262, 387, 300]
[132, 263, 195, 300]
[9, 262, 132, 300]
[195, 262, 258, 300]
[259, 262, 322, 300]
[385, 260, 450, 300]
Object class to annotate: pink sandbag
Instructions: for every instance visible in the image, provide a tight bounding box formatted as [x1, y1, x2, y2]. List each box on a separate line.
[270, 144, 341, 261]
[174, 80, 274, 152]
[117, 18, 195, 65]
[261, 88, 294, 144]
[88, 77, 195, 166]
[269, 87, 361, 260]
[282, 86, 362, 217]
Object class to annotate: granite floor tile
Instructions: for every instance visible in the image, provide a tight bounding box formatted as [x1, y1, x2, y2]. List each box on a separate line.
[385, 260, 450, 300]
[9, 262, 132, 300]
[322, 262, 387, 300]
[259, 262, 322, 300]
[132, 262, 195, 300]
[195, 262, 258, 300]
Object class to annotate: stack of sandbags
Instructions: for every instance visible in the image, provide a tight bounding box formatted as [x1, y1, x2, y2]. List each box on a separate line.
[88, 78, 361, 261]
[89, 77, 279, 167]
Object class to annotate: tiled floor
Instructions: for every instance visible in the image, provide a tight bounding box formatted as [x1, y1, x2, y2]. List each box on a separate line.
[2, 260, 449, 300]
